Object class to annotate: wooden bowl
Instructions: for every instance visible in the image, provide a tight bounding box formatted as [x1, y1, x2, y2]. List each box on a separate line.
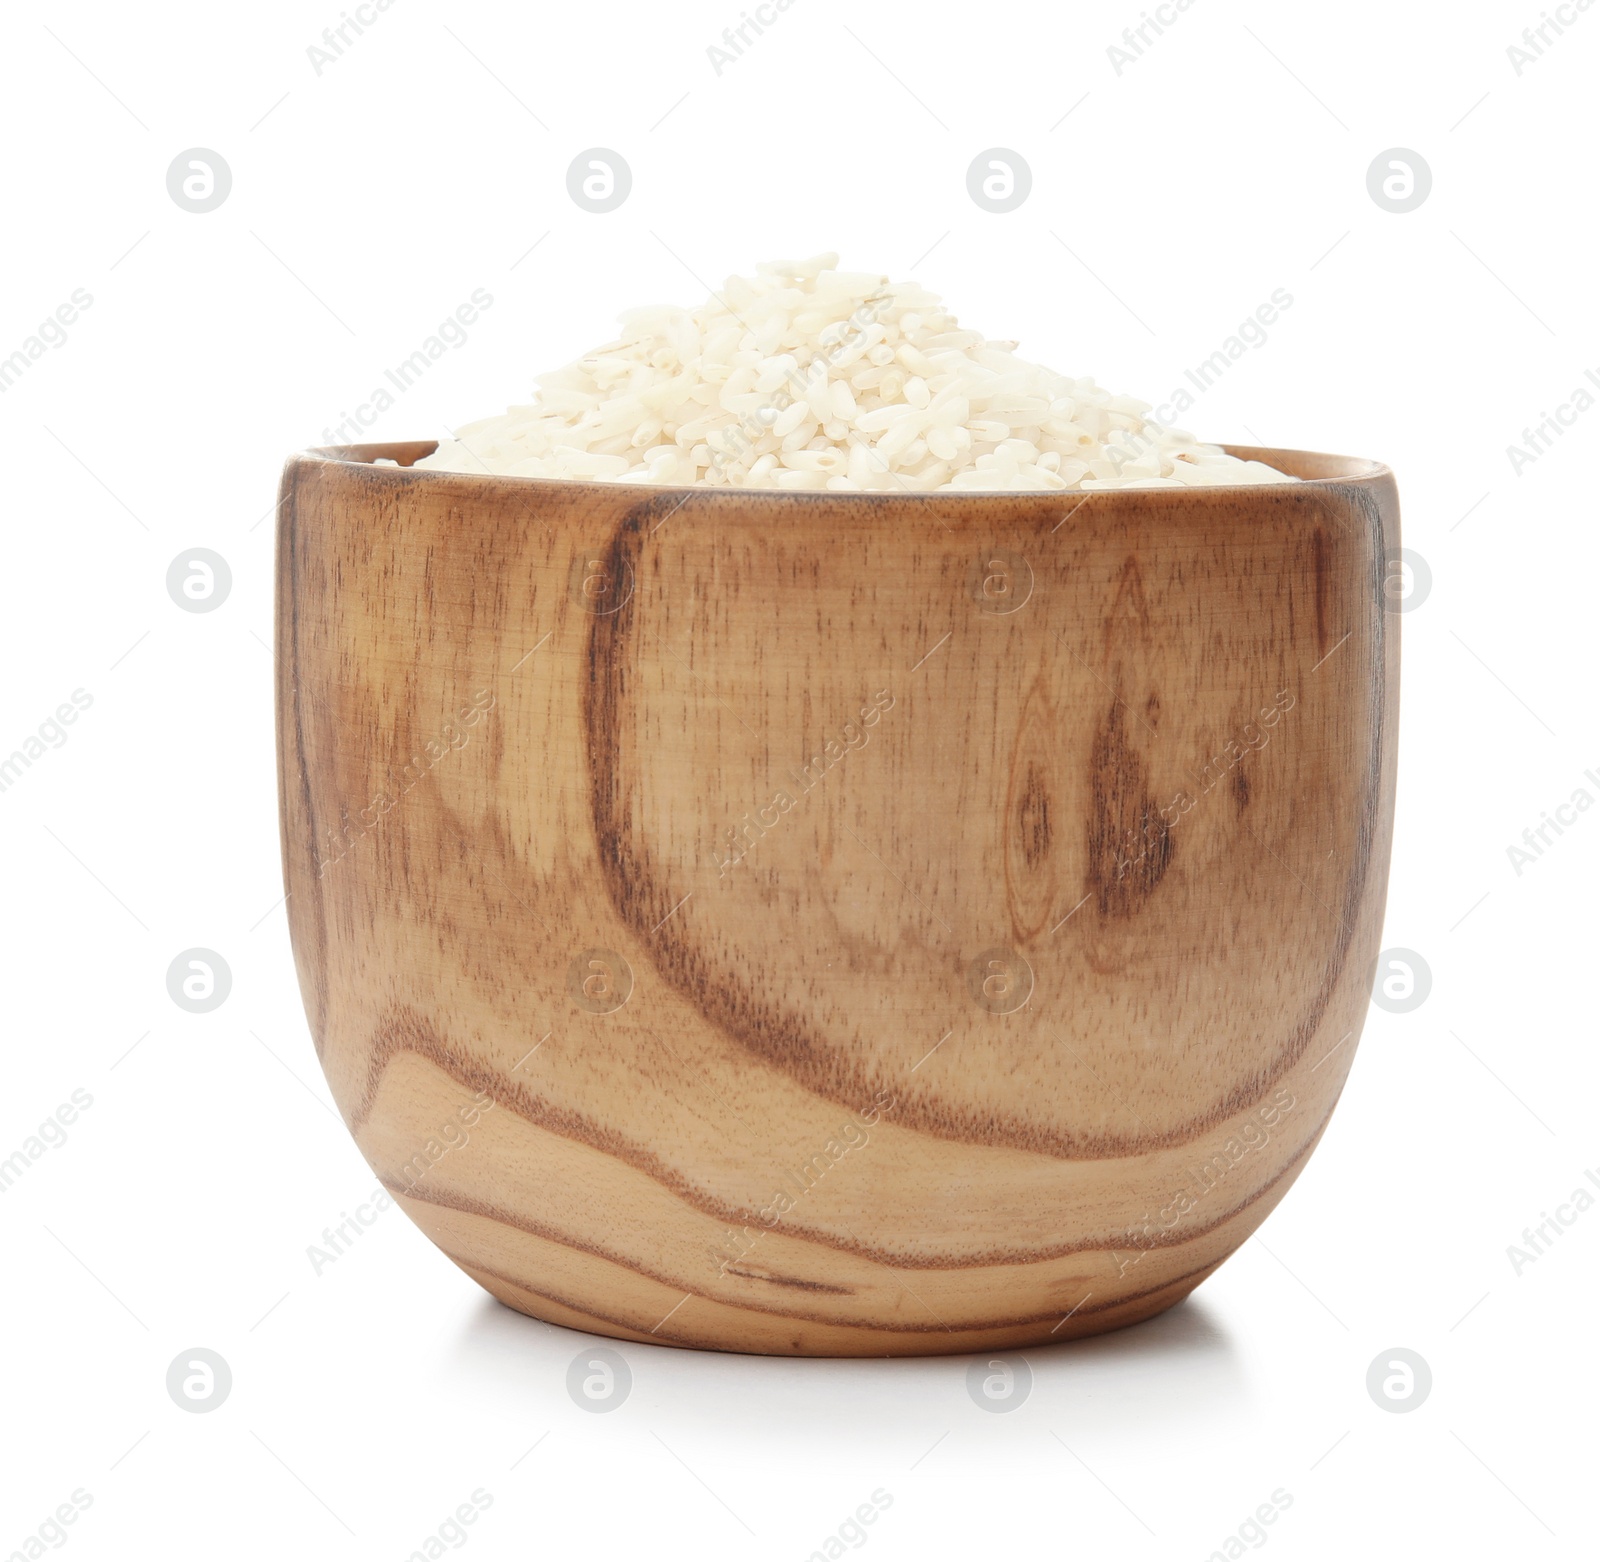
[275, 441, 1398, 1356]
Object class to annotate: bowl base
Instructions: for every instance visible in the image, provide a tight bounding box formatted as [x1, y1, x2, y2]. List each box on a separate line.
[455, 1255, 1223, 1358]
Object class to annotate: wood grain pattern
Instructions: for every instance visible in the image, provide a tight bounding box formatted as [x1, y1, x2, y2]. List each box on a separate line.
[275, 441, 1400, 1356]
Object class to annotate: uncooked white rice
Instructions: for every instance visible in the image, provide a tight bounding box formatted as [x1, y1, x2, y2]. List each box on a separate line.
[416, 253, 1295, 493]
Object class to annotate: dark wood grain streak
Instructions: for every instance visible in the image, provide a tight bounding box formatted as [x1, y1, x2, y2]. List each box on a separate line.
[355, 1003, 1337, 1272]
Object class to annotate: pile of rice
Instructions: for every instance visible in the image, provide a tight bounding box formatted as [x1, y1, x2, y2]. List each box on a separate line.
[416, 253, 1293, 493]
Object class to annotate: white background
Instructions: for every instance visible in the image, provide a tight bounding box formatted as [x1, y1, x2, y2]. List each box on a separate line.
[2, 0, 1596, 1557]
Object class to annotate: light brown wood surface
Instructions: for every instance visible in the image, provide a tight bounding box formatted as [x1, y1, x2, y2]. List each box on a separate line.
[275, 442, 1400, 1356]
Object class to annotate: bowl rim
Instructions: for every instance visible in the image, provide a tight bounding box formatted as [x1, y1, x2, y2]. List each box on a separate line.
[291, 440, 1393, 504]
